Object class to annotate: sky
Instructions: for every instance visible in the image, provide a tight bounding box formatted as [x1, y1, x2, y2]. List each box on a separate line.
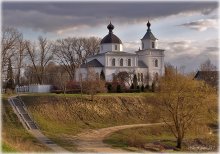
[2, 1, 219, 73]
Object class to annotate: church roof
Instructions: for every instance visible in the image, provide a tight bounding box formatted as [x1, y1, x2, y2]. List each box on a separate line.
[101, 22, 122, 44]
[138, 60, 148, 68]
[141, 21, 157, 40]
[80, 59, 104, 68]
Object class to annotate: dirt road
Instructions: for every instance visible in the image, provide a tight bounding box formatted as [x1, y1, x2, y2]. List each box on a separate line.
[74, 123, 164, 152]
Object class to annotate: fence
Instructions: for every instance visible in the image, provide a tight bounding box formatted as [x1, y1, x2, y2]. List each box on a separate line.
[16, 85, 52, 93]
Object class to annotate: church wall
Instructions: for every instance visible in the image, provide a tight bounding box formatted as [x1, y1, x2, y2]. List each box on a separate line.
[106, 55, 137, 67]
[138, 50, 164, 83]
[142, 39, 158, 50]
[100, 43, 123, 53]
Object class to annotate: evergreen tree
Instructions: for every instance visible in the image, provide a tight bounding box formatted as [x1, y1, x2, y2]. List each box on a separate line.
[152, 82, 155, 92]
[141, 84, 145, 92]
[116, 85, 121, 93]
[133, 74, 138, 89]
[107, 84, 112, 92]
[130, 83, 134, 89]
[100, 69, 106, 81]
[5, 58, 15, 91]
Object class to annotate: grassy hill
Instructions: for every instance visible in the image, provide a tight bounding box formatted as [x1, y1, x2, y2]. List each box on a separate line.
[20, 93, 159, 151]
[2, 95, 51, 152]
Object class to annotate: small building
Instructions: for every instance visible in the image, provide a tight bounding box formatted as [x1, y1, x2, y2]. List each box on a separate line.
[194, 71, 218, 88]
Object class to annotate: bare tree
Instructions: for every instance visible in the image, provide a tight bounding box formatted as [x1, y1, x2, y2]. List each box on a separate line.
[82, 67, 106, 101]
[115, 71, 130, 87]
[200, 59, 217, 71]
[52, 37, 101, 80]
[14, 37, 27, 85]
[1, 27, 22, 77]
[26, 36, 53, 84]
[158, 70, 214, 149]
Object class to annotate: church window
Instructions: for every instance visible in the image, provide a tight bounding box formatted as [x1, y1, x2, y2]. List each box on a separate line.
[112, 58, 116, 66]
[120, 58, 123, 66]
[128, 59, 131, 66]
[155, 59, 158, 67]
[115, 45, 117, 50]
[152, 42, 155, 48]
[142, 42, 144, 49]
[101, 45, 103, 50]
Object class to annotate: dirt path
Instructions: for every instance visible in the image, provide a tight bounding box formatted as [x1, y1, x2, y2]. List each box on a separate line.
[74, 123, 164, 152]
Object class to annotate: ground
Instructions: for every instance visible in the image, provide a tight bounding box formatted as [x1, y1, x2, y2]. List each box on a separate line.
[2, 92, 218, 152]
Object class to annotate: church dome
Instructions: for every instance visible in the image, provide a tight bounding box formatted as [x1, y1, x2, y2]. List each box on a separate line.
[101, 22, 122, 44]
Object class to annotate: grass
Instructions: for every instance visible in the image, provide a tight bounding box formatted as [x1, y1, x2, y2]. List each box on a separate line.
[2, 142, 17, 152]
[104, 125, 218, 152]
[2, 94, 51, 152]
[19, 93, 159, 152]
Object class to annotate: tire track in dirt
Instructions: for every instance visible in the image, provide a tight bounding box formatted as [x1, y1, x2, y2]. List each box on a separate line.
[74, 123, 164, 152]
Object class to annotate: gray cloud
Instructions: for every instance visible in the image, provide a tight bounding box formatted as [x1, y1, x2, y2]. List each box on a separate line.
[2, 2, 218, 33]
[124, 38, 219, 72]
[178, 19, 218, 31]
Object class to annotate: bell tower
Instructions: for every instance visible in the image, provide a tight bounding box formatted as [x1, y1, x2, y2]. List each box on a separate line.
[141, 21, 158, 50]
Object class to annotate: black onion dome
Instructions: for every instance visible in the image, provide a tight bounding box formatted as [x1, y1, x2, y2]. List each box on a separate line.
[101, 22, 122, 44]
[141, 21, 157, 40]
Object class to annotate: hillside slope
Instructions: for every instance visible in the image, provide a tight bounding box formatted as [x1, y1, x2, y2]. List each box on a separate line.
[21, 94, 159, 151]
[2, 95, 51, 152]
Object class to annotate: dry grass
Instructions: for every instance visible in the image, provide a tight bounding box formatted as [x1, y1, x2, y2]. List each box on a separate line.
[20, 94, 160, 152]
[104, 125, 218, 152]
[2, 95, 51, 152]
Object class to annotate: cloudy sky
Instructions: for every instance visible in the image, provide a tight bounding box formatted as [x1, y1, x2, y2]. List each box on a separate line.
[2, 1, 219, 73]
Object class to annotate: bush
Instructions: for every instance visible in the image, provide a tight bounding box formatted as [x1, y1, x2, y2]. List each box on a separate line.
[145, 84, 150, 91]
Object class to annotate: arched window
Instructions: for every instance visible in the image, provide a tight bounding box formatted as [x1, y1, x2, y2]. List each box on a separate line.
[120, 58, 123, 66]
[112, 58, 116, 66]
[155, 59, 158, 67]
[115, 45, 117, 50]
[142, 42, 144, 49]
[152, 42, 155, 48]
[128, 59, 131, 66]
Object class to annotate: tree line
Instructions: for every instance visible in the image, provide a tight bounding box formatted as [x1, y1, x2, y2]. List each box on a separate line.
[2, 27, 101, 91]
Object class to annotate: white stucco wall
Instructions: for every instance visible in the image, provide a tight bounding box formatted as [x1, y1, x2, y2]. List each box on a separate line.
[137, 49, 164, 81]
[142, 39, 158, 50]
[106, 55, 137, 67]
[100, 43, 123, 53]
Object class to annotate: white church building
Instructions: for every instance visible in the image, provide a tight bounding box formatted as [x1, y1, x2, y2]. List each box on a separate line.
[75, 21, 165, 86]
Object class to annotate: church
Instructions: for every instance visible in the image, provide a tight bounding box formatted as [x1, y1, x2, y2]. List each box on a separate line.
[75, 21, 165, 86]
